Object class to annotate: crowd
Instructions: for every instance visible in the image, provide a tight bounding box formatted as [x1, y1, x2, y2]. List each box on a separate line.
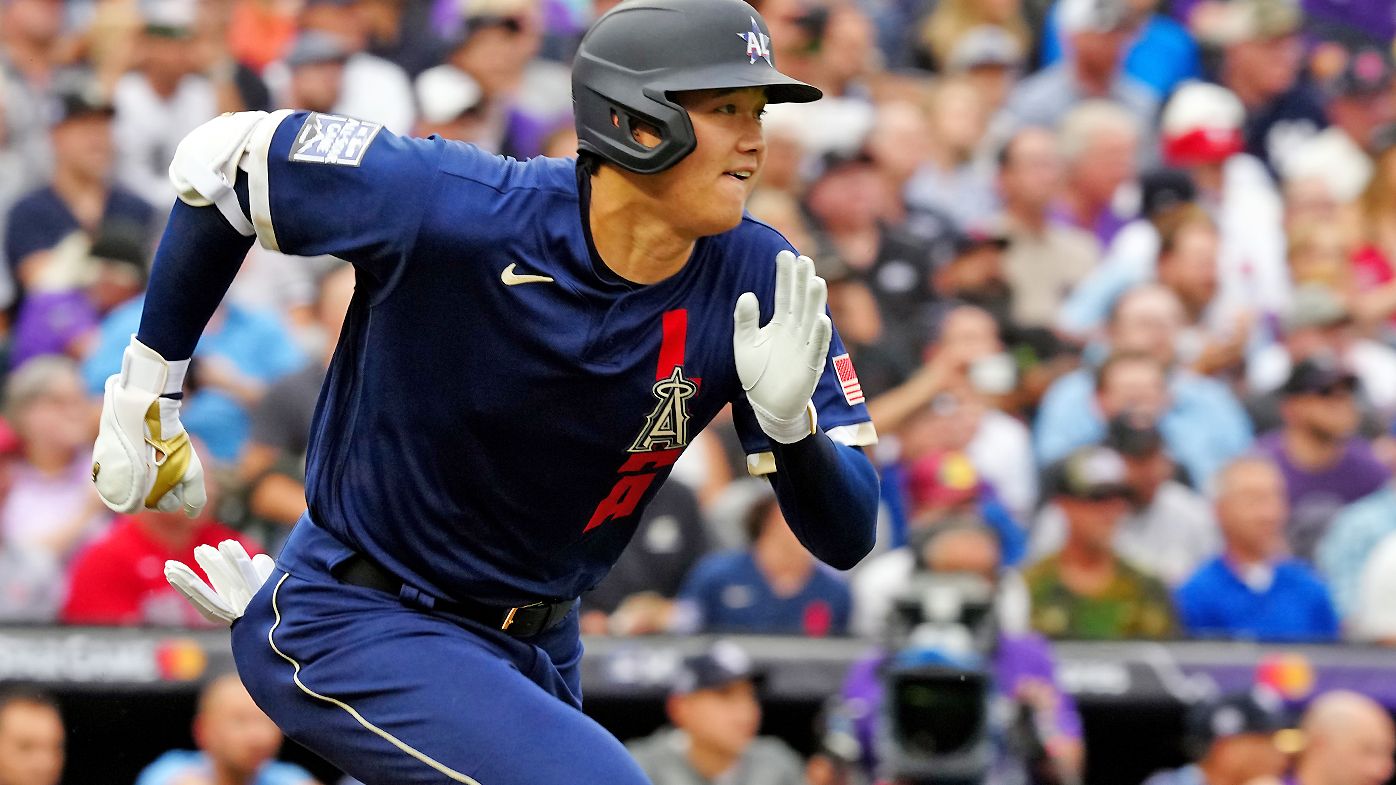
[4, 0, 1396, 773]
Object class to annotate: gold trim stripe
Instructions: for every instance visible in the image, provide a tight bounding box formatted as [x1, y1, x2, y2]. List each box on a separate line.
[267, 574, 482, 784]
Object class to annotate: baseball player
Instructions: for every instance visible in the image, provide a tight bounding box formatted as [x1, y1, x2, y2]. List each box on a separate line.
[90, 0, 879, 782]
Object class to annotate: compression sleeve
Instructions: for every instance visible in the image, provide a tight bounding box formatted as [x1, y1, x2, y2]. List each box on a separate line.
[769, 432, 878, 570]
[136, 195, 254, 360]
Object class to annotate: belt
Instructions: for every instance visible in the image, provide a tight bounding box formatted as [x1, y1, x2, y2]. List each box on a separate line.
[333, 554, 573, 639]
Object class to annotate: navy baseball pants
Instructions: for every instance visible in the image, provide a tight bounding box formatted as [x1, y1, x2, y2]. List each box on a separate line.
[231, 518, 654, 785]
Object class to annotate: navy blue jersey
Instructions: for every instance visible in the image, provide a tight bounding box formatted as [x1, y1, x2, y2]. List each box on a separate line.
[243, 111, 876, 605]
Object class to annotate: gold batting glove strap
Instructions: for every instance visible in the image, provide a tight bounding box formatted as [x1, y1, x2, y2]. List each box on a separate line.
[92, 338, 207, 517]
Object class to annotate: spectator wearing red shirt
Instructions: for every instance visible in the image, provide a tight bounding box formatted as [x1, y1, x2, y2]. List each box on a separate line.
[61, 506, 261, 627]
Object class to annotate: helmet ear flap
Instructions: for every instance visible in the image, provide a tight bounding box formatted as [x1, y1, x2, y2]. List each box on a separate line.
[574, 78, 696, 173]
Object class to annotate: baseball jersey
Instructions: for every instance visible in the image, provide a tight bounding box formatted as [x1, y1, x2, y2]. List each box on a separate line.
[240, 111, 876, 605]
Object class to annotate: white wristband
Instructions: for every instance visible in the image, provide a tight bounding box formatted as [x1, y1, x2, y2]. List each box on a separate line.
[750, 399, 818, 445]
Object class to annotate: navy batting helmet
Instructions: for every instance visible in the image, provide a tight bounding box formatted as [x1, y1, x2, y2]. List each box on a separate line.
[572, 0, 821, 174]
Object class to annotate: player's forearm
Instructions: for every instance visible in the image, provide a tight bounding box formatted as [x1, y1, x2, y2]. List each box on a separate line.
[769, 433, 878, 570]
[136, 199, 254, 360]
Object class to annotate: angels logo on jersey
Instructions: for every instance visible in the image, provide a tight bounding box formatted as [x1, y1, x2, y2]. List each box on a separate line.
[629, 366, 698, 452]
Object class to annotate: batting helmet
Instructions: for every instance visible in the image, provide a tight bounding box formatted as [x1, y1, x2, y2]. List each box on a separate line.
[572, 0, 821, 174]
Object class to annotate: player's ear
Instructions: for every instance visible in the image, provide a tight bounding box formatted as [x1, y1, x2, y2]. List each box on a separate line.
[613, 109, 662, 149]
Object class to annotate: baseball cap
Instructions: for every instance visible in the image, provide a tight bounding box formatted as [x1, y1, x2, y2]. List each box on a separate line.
[415, 65, 484, 124]
[1104, 411, 1163, 458]
[1280, 354, 1358, 397]
[907, 450, 981, 510]
[284, 31, 351, 68]
[1057, 446, 1131, 500]
[1162, 82, 1245, 166]
[1186, 689, 1292, 755]
[1208, 0, 1302, 45]
[1139, 169, 1197, 219]
[141, 0, 196, 37]
[950, 225, 1011, 258]
[1058, 0, 1129, 34]
[52, 77, 115, 125]
[945, 25, 1024, 73]
[1284, 283, 1351, 332]
[672, 641, 764, 695]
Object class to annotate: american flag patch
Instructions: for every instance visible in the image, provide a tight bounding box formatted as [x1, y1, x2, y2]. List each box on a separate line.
[832, 353, 864, 405]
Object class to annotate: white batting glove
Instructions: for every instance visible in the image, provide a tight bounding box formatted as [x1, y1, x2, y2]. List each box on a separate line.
[733, 251, 833, 444]
[92, 337, 207, 517]
[165, 540, 277, 626]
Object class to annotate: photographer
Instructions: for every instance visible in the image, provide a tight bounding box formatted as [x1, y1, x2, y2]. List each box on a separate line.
[842, 521, 1083, 785]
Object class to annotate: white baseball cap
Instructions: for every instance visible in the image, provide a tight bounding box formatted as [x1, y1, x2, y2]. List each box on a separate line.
[415, 65, 484, 124]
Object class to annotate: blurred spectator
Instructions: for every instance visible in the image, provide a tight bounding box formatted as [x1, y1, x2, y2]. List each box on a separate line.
[1140, 689, 1290, 785]
[997, 125, 1101, 331]
[136, 673, 318, 785]
[1040, 0, 1202, 100]
[277, 0, 415, 134]
[903, 77, 999, 228]
[413, 64, 488, 144]
[1175, 456, 1340, 642]
[943, 25, 1026, 116]
[1350, 529, 1396, 644]
[904, 448, 1027, 564]
[1052, 100, 1141, 247]
[1246, 284, 1396, 427]
[1035, 285, 1254, 488]
[1158, 82, 1289, 327]
[805, 150, 941, 354]
[627, 642, 805, 785]
[0, 687, 63, 785]
[1210, 0, 1327, 175]
[0, 415, 62, 623]
[995, 0, 1157, 141]
[111, 2, 222, 209]
[61, 465, 262, 626]
[1290, 691, 1395, 785]
[1025, 445, 1177, 640]
[239, 265, 354, 529]
[864, 100, 961, 250]
[1254, 356, 1386, 561]
[280, 31, 351, 114]
[1151, 206, 1245, 376]
[823, 274, 910, 401]
[842, 522, 1084, 784]
[929, 229, 1021, 347]
[1057, 168, 1198, 338]
[0, 0, 65, 187]
[1285, 44, 1393, 203]
[917, 0, 1030, 73]
[1348, 125, 1396, 332]
[1, 357, 107, 571]
[675, 490, 850, 636]
[85, 296, 306, 465]
[444, 0, 571, 158]
[1033, 412, 1219, 586]
[352, 0, 450, 78]
[4, 79, 156, 307]
[1316, 459, 1396, 623]
[10, 219, 147, 369]
[581, 480, 711, 636]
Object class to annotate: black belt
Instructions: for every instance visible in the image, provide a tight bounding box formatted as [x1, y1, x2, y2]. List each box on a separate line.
[333, 554, 573, 639]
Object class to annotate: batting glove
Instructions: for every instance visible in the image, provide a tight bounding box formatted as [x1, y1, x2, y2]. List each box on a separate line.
[165, 540, 276, 626]
[733, 251, 832, 444]
[92, 337, 207, 517]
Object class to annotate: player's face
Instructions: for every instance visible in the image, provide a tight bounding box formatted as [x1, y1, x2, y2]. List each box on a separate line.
[673, 680, 761, 758]
[645, 87, 767, 236]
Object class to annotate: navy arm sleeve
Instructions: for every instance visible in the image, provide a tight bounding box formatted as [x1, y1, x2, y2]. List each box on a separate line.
[768, 433, 878, 570]
[136, 198, 254, 360]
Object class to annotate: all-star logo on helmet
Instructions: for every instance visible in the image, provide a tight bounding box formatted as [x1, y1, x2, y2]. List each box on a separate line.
[738, 16, 772, 66]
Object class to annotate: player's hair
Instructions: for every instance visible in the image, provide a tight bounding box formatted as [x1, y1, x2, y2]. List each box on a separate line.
[0, 685, 61, 731]
[577, 150, 603, 176]
[1156, 204, 1217, 258]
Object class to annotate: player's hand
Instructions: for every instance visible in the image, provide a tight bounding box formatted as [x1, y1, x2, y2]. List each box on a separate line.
[92, 337, 207, 517]
[165, 540, 276, 626]
[734, 250, 832, 444]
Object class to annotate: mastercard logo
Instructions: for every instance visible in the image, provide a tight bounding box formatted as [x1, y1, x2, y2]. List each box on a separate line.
[1255, 653, 1315, 701]
[156, 639, 209, 682]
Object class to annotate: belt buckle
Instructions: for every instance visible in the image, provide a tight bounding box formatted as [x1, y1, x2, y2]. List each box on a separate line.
[500, 601, 547, 633]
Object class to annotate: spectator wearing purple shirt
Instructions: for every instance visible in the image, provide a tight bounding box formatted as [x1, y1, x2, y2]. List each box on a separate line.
[1254, 356, 1388, 562]
[842, 523, 1083, 785]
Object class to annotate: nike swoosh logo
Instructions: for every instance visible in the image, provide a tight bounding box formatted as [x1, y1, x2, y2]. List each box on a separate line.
[501, 263, 555, 286]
